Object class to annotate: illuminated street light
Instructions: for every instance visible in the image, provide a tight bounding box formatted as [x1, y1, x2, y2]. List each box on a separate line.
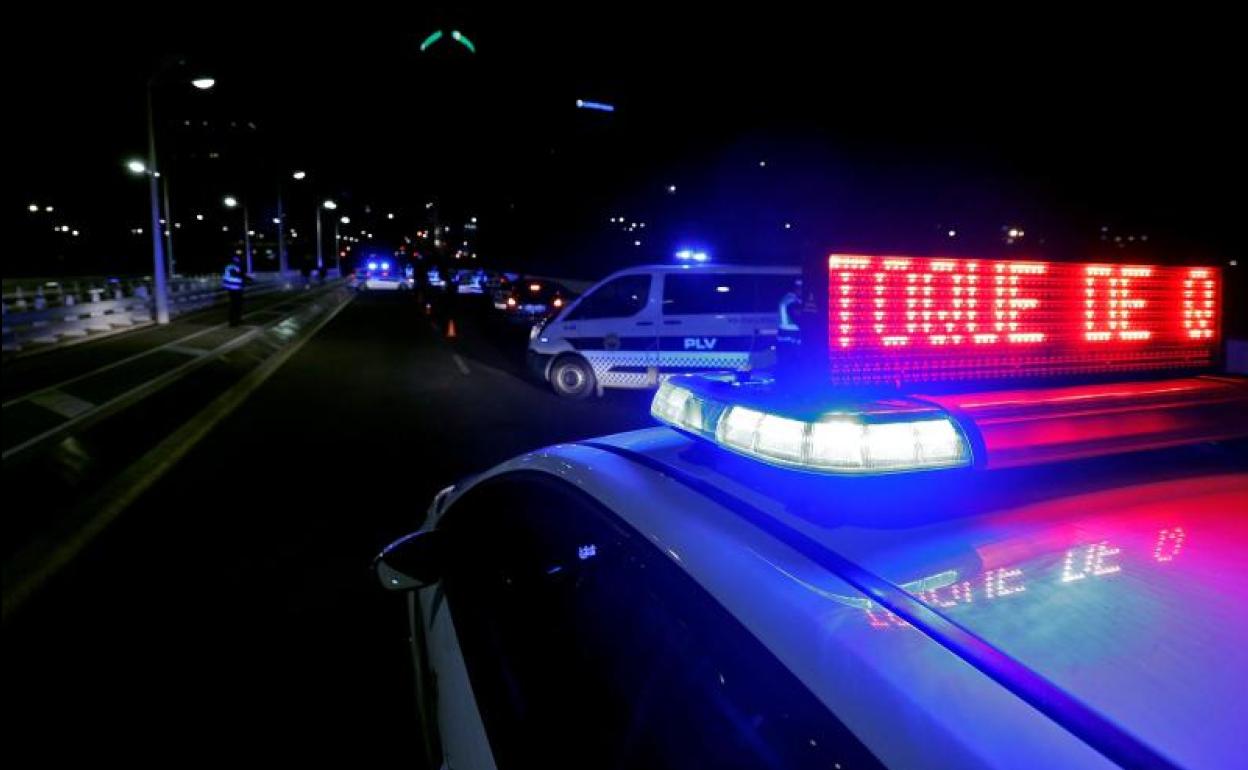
[223, 196, 239, 208]
[27, 203, 38, 212]
[291, 170, 307, 180]
[666, 184, 677, 194]
[45, 206, 53, 213]
[575, 99, 615, 112]
[340, 216, 351, 224]
[190, 78, 215, 90]
[195, 214, 204, 221]
[323, 199, 338, 210]
[127, 159, 147, 174]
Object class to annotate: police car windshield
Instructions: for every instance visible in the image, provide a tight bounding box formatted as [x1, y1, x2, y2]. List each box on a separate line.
[652, 436, 1248, 769]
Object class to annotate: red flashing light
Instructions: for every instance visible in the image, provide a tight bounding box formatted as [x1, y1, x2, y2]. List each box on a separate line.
[826, 255, 1222, 384]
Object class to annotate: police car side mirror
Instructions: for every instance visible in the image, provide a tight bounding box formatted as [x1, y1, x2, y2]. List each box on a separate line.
[375, 530, 447, 591]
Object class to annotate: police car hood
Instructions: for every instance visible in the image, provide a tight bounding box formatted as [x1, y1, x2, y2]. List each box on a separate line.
[598, 428, 1248, 769]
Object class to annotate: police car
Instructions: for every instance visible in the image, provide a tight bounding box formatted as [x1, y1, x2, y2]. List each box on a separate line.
[378, 254, 1247, 770]
[528, 263, 800, 398]
[355, 260, 412, 291]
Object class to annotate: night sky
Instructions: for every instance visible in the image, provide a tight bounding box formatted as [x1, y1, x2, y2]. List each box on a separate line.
[15, 9, 1246, 284]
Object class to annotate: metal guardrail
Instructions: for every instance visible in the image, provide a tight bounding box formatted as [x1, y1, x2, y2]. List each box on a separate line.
[2, 272, 298, 353]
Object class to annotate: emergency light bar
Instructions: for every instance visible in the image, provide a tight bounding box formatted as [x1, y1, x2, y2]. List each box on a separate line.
[823, 256, 1222, 385]
[652, 374, 1248, 474]
[652, 377, 972, 474]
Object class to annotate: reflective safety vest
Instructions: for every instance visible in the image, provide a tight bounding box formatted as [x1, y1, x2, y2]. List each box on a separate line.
[778, 291, 800, 332]
[222, 263, 244, 291]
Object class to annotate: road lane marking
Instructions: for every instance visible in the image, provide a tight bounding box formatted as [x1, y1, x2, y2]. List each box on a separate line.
[2, 292, 305, 410]
[165, 344, 210, 358]
[452, 353, 471, 376]
[1, 290, 355, 618]
[28, 390, 96, 419]
[1, 288, 341, 463]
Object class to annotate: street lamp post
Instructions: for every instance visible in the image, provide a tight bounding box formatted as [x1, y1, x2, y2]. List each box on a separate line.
[141, 68, 213, 324]
[276, 193, 287, 274]
[161, 174, 176, 277]
[244, 205, 253, 273]
[224, 196, 253, 273]
[319, 199, 338, 271]
[335, 215, 351, 274]
[334, 218, 341, 273]
[144, 83, 170, 324]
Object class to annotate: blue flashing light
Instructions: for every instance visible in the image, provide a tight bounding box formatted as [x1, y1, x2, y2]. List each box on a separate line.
[675, 249, 710, 263]
[575, 99, 615, 113]
[367, 261, 378, 270]
[651, 375, 971, 474]
[381, 261, 391, 270]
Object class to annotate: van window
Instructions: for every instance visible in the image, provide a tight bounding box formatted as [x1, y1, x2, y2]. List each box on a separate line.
[567, 274, 651, 320]
[663, 273, 797, 315]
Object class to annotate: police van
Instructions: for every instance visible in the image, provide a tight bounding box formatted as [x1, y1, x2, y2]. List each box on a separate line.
[527, 263, 800, 398]
[378, 254, 1247, 770]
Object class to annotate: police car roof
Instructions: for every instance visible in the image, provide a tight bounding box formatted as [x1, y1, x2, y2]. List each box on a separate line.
[444, 426, 1247, 770]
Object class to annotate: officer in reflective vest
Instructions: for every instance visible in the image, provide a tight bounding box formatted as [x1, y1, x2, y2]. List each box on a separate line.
[775, 277, 804, 382]
[222, 255, 245, 326]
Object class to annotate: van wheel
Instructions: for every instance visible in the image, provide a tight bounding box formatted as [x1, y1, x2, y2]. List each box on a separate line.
[550, 355, 596, 399]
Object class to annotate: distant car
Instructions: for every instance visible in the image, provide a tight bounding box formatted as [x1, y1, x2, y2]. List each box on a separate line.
[495, 279, 574, 324]
[455, 269, 488, 295]
[427, 268, 447, 289]
[356, 261, 412, 291]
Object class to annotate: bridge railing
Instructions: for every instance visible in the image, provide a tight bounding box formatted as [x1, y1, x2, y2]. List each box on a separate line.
[2, 272, 302, 353]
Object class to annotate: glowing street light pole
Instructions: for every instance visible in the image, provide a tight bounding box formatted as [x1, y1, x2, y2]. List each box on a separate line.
[223, 195, 252, 273]
[319, 199, 338, 271]
[141, 71, 213, 323]
[144, 83, 170, 323]
[162, 174, 176, 277]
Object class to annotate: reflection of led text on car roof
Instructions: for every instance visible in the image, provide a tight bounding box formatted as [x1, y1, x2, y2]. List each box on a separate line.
[861, 525, 1187, 630]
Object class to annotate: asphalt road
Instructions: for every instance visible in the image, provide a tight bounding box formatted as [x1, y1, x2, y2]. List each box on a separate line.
[3, 290, 652, 763]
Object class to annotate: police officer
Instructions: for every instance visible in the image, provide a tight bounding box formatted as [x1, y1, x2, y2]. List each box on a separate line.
[222, 255, 245, 326]
[775, 277, 804, 381]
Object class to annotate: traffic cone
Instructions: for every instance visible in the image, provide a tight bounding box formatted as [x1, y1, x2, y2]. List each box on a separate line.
[446, 319, 457, 340]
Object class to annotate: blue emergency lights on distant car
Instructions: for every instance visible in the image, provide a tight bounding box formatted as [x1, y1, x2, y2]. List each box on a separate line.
[575, 99, 615, 112]
[368, 261, 378, 270]
[675, 249, 710, 263]
[651, 376, 971, 474]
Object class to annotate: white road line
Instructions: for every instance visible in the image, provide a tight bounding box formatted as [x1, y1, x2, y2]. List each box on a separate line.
[164, 344, 210, 358]
[28, 390, 96, 419]
[452, 353, 471, 376]
[2, 293, 304, 411]
[1, 289, 339, 462]
[2, 291, 355, 616]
